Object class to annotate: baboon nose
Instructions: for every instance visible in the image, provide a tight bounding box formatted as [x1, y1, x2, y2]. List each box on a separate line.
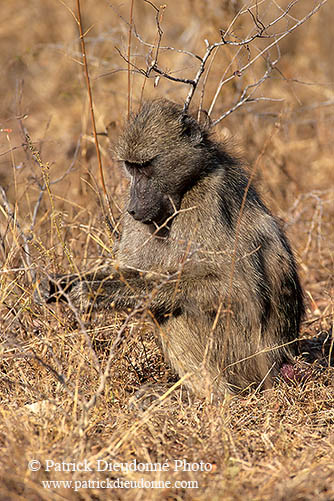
[127, 208, 144, 221]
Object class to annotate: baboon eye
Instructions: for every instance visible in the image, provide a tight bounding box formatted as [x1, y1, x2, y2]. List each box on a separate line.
[125, 160, 152, 168]
[124, 158, 155, 175]
[140, 160, 152, 169]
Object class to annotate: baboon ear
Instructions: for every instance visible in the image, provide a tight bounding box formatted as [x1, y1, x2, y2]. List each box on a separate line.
[180, 114, 203, 145]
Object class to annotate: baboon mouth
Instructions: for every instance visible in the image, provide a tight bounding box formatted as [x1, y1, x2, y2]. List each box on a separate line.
[142, 218, 171, 237]
[142, 215, 168, 227]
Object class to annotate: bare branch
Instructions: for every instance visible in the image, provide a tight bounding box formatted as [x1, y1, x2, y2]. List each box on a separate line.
[115, 0, 327, 120]
[207, 0, 327, 119]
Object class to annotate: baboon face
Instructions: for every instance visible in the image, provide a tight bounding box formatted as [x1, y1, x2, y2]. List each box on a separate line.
[124, 160, 178, 225]
[116, 100, 206, 226]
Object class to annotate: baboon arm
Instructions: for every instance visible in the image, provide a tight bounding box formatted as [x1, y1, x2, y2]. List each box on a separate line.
[35, 269, 184, 315]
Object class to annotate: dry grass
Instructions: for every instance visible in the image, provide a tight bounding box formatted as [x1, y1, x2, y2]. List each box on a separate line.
[0, 1, 333, 499]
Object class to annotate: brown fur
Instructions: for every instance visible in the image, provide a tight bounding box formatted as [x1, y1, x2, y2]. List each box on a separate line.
[37, 99, 305, 395]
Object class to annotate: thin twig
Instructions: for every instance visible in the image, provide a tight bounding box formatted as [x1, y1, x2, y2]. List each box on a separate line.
[0, 185, 35, 282]
[76, 1, 107, 201]
[127, 0, 135, 118]
[76, 0, 117, 233]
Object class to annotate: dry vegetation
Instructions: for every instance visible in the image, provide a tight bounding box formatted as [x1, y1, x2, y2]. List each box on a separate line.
[0, 0, 333, 499]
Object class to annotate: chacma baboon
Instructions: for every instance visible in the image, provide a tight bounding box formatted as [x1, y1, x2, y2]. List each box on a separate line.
[36, 99, 304, 395]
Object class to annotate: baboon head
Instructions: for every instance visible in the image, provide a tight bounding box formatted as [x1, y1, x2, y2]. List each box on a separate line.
[116, 100, 209, 227]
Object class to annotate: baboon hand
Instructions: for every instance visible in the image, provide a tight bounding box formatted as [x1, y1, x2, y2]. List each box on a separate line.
[34, 275, 76, 305]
